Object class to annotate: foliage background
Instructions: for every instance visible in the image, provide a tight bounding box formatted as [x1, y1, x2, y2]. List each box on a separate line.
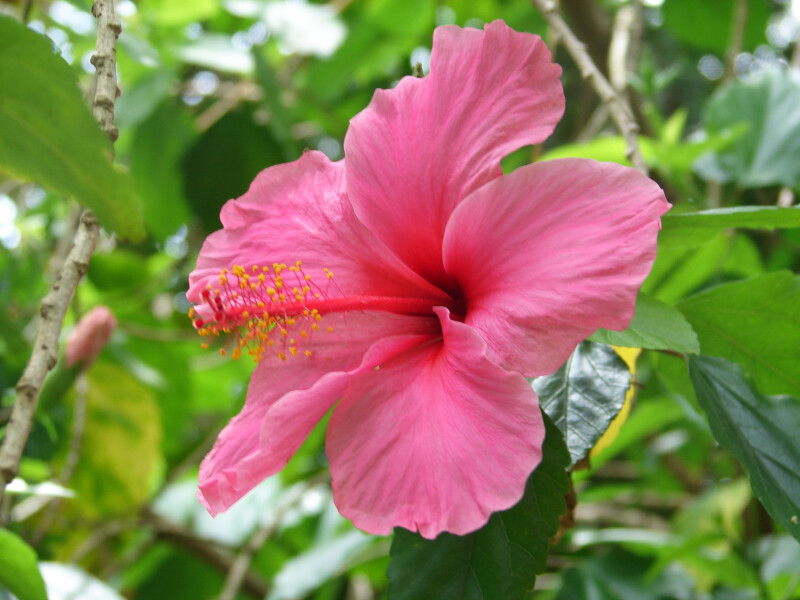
[1, 0, 800, 598]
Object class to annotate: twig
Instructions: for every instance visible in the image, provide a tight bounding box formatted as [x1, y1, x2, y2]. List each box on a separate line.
[0, 212, 99, 510]
[531, 0, 648, 175]
[216, 473, 330, 600]
[777, 39, 800, 207]
[608, 4, 636, 94]
[723, 0, 748, 83]
[20, 0, 35, 22]
[0, 0, 120, 510]
[26, 374, 88, 542]
[89, 0, 121, 145]
[145, 511, 269, 599]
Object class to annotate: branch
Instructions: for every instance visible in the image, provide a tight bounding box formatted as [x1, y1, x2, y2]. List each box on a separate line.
[217, 474, 330, 600]
[723, 0, 748, 83]
[145, 512, 269, 599]
[531, 0, 648, 175]
[0, 0, 120, 508]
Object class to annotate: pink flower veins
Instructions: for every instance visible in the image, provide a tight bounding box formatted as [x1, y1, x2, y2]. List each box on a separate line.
[187, 21, 670, 539]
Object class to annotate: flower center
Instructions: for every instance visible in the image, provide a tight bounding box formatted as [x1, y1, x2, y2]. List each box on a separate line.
[188, 262, 447, 362]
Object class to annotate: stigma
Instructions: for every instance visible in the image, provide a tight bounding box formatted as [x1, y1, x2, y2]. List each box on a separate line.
[188, 262, 335, 363]
[188, 261, 453, 363]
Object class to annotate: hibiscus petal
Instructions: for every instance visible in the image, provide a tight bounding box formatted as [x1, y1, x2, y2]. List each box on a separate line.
[199, 311, 437, 515]
[327, 307, 544, 539]
[344, 20, 564, 289]
[442, 158, 670, 377]
[187, 150, 446, 306]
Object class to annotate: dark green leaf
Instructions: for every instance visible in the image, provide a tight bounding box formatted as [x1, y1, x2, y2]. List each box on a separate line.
[689, 356, 800, 543]
[182, 108, 284, 232]
[387, 412, 569, 600]
[660, 206, 800, 247]
[555, 549, 695, 600]
[130, 99, 195, 241]
[590, 293, 700, 354]
[697, 69, 800, 188]
[677, 272, 800, 397]
[533, 342, 631, 464]
[0, 16, 144, 240]
[0, 529, 48, 600]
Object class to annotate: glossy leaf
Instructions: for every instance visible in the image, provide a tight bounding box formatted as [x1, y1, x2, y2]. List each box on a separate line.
[677, 272, 800, 397]
[0, 529, 48, 600]
[689, 356, 800, 543]
[387, 412, 570, 600]
[0, 16, 144, 240]
[697, 69, 800, 188]
[533, 342, 631, 465]
[590, 293, 700, 354]
[660, 206, 800, 247]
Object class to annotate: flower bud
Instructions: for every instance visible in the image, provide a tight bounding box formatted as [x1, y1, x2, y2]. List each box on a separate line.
[65, 306, 117, 369]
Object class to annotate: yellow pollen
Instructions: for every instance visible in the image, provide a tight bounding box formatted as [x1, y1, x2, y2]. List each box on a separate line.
[193, 262, 340, 364]
[327, 326, 333, 332]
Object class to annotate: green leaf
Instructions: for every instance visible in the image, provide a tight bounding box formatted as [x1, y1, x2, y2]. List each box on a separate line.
[252, 49, 300, 160]
[590, 293, 700, 354]
[138, 0, 218, 26]
[0, 529, 48, 600]
[660, 206, 800, 247]
[677, 272, 800, 397]
[533, 342, 631, 465]
[697, 69, 800, 188]
[689, 356, 800, 543]
[0, 16, 144, 240]
[387, 412, 570, 600]
[67, 362, 162, 517]
[643, 232, 763, 304]
[662, 0, 769, 53]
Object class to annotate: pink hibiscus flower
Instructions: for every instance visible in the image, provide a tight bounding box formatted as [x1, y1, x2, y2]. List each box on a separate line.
[187, 20, 669, 539]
